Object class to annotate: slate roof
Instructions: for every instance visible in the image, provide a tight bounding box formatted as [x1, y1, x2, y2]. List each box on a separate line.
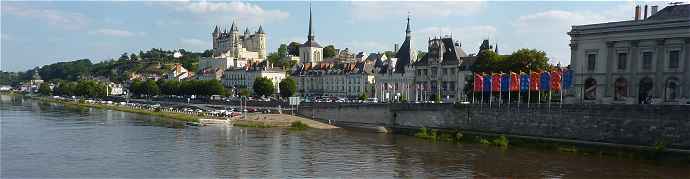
[647, 4, 690, 21]
[413, 37, 468, 66]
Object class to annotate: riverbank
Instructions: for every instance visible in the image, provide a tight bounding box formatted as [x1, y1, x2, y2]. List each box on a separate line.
[32, 96, 337, 129]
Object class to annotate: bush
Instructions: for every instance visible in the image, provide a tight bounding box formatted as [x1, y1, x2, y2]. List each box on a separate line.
[492, 135, 509, 148]
[289, 121, 309, 131]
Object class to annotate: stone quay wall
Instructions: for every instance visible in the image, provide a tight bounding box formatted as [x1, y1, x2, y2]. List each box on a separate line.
[298, 103, 690, 149]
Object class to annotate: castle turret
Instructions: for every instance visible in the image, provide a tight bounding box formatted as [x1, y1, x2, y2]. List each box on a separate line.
[255, 25, 267, 59]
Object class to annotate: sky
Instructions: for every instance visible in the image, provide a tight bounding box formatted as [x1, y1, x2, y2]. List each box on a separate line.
[1, 0, 683, 72]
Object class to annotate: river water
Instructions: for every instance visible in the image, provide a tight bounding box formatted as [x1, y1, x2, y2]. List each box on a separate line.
[1, 95, 688, 178]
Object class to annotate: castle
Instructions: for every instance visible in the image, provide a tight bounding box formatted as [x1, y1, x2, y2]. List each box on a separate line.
[211, 22, 267, 60]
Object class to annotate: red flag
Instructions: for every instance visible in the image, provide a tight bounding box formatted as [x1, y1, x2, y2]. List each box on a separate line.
[530, 71, 540, 91]
[551, 70, 562, 92]
[492, 73, 501, 92]
[510, 72, 519, 92]
[474, 73, 483, 92]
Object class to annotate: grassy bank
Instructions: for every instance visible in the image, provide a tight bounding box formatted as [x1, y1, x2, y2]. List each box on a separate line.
[406, 127, 690, 163]
[36, 97, 200, 123]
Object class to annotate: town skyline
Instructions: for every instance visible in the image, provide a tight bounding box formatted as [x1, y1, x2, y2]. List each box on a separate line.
[1, 0, 679, 71]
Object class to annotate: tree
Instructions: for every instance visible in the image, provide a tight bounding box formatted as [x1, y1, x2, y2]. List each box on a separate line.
[119, 53, 130, 61]
[76, 80, 106, 98]
[432, 94, 442, 103]
[144, 80, 160, 97]
[130, 80, 144, 97]
[252, 77, 274, 97]
[239, 88, 251, 97]
[129, 53, 138, 61]
[278, 77, 297, 98]
[358, 93, 368, 101]
[417, 50, 427, 61]
[206, 79, 226, 96]
[505, 48, 550, 72]
[323, 45, 337, 58]
[472, 50, 502, 73]
[38, 83, 52, 95]
[277, 44, 288, 58]
[287, 42, 301, 56]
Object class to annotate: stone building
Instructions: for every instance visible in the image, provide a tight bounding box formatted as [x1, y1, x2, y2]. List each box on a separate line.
[198, 22, 268, 80]
[413, 36, 471, 102]
[375, 16, 417, 102]
[567, 4, 690, 104]
[293, 61, 375, 98]
[165, 64, 192, 81]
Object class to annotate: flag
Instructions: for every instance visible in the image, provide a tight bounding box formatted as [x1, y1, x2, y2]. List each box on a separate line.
[520, 72, 529, 92]
[474, 73, 483, 92]
[530, 72, 540, 91]
[483, 74, 492, 92]
[540, 71, 551, 91]
[563, 69, 574, 89]
[492, 73, 501, 92]
[510, 72, 519, 92]
[551, 70, 562, 92]
[501, 73, 509, 92]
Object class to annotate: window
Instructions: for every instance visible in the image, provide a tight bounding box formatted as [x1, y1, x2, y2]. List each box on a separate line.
[642, 52, 653, 70]
[443, 68, 448, 75]
[617, 53, 627, 70]
[587, 54, 596, 71]
[669, 50, 680, 69]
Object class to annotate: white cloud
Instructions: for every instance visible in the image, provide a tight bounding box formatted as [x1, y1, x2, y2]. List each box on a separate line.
[509, 1, 671, 65]
[89, 28, 142, 37]
[2, 4, 89, 30]
[417, 25, 497, 54]
[179, 38, 209, 50]
[165, 1, 289, 26]
[349, 1, 484, 22]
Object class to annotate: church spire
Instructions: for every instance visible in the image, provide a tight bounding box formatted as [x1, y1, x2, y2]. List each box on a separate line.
[307, 3, 315, 41]
[405, 13, 411, 35]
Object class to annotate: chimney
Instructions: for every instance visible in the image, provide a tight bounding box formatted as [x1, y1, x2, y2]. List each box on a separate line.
[635, 5, 641, 21]
[652, 6, 659, 15]
[644, 5, 648, 19]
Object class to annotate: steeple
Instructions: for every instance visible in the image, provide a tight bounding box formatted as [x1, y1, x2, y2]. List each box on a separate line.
[405, 14, 411, 35]
[307, 3, 315, 41]
[257, 25, 265, 34]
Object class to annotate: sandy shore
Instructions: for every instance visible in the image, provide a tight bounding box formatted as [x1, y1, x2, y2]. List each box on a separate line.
[201, 114, 338, 129]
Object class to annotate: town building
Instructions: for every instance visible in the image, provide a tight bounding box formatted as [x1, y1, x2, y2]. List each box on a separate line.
[165, 64, 193, 81]
[413, 36, 471, 102]
[567, 4, 690, 104]
[107, 82, 125, 96]
[293, 61, 375, 98]
[375, 16, 417, 102]
[222, 62, 287, 95]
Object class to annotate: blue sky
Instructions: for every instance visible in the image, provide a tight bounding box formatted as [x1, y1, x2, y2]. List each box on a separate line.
[1, 0, 680, 72]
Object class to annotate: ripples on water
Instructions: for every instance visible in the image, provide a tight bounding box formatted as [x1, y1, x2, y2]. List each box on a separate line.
[1, 96, 688, 178]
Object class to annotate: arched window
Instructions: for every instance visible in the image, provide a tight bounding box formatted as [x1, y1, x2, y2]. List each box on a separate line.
[614, 78, 628, 101]
[584, 78, 597, 100]
[638, 77, 654, 104]
[665, 77, 680, 101]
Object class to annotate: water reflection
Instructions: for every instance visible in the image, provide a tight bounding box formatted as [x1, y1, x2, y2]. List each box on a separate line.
[1, 95, 688, 178]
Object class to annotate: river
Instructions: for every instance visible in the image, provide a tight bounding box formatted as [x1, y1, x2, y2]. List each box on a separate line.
[1, 95, 688, 178]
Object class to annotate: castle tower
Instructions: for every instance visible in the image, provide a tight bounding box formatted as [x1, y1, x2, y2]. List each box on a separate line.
[256, 25, 267, 59]
[393, 15, 415, 73]
[299, 4, 323, 64]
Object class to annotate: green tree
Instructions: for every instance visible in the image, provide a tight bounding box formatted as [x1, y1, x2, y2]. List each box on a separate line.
[144, 80, 160, 97]
[323, 45, 337, 58]
[130, 80, 144, 97]
[119, 53, 130, 61]
[287, 42, 301, 56]
[239, 88, 251, 97]
[129, 53, 138, 61]
[253, 77, 274, 97]
[505, 48, 550, 72]
[358, 93, 368, 101]
[38, 83, 52, 95]
[473, 50, 503, 73]
[76, 80, 106, 98]
[417, 50, 427, 61]
[278, 77, 297, 98]
[432, 94, 442, 103]
[206, 79, 226, 96]
[277, 44, 288, 58]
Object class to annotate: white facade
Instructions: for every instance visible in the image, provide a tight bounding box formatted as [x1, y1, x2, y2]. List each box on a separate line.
[166, 64, 192, 81]
[222, 68, 286, 94]
[567, 4, 690, 104]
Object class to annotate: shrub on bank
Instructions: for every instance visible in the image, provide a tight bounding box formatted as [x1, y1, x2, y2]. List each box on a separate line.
[289, 121, 309, 131]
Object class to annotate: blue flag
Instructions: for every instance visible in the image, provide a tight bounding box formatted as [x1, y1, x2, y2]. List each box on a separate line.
[520, 73, 529, 92]
[540, 71, 551, 91]
[563, 69, 573, 89]
[483, 74, 492, 93]
[501, 74, 509, 92]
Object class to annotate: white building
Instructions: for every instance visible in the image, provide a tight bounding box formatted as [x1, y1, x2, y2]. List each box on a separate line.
[222, 63, 287, 95]
[567, 4, 690, 104]
[107, 83, 125, 96]
[198, 22, 268, 80]
[293, 61, 375, 98]
[375, 16, 417, 102]
[166, 64, 192, 81]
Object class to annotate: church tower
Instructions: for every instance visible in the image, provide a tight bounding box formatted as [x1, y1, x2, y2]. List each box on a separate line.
[393, 15, 416, 73]
[299, 4, 323, 64]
